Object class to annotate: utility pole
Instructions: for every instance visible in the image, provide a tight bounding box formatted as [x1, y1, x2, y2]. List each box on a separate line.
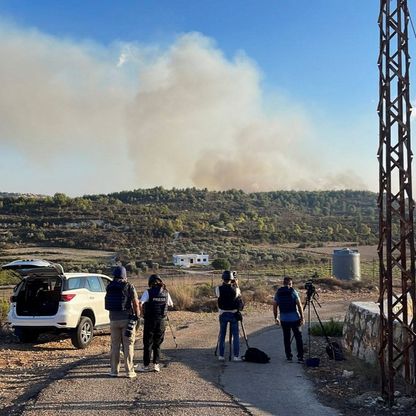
[378, 0, 416, 403]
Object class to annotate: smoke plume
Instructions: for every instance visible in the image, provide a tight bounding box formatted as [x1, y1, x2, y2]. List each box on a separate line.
[0, 22, 369, 195]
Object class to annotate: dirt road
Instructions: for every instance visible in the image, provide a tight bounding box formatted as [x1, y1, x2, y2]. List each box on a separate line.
[15, 309, 342, 416]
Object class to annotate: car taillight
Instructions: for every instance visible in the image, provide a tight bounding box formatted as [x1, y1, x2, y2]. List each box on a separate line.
[10, 295, 16, 303]
[61, 294, 76, 302]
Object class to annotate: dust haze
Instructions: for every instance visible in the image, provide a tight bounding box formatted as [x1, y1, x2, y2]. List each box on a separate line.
[0, 22, 368, 195]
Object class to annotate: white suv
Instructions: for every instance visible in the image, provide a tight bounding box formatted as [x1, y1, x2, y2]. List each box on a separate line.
[3, 259, 111, 349]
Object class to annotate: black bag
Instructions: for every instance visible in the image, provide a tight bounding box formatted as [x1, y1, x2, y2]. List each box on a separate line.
[242, 347, 270, 363]
[326, 341, 344, 361]
[234, 311, 243, 321]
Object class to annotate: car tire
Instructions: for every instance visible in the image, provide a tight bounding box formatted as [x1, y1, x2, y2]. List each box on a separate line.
[14, 327, 39, 343]
[71, 316, 93, 349]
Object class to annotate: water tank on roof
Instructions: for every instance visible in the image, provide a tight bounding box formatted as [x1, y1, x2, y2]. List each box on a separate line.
[332, 248, 361, 281]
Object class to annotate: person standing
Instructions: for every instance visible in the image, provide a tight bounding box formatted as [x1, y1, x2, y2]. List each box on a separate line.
[138, 274, 173, 373]
[215, 270, 243, 362]
[273, 276, 304, 362]
[105, 265, 140, 378]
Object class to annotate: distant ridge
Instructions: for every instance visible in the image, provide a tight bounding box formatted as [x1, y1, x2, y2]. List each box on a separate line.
[0, 192, 46, 199]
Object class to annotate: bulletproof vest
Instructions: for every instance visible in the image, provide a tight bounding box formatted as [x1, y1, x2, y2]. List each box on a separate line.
[105, 280, 131, 311]
[144, 286, 168, 319]
[276, 286, 296, 314]
[218, 284, 239, 310]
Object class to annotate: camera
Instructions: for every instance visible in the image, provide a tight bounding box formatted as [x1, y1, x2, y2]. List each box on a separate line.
[125, 315, 138, 338]
[304, 279, 316, 300]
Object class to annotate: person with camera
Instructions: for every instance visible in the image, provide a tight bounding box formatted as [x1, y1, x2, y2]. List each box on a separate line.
[137, 274, 173, 373]
[105, 265, 140, 378]
[273, 276, 304, 362]
[215, 270, 244, 362]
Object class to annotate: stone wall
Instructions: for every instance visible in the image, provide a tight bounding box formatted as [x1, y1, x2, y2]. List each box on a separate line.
[342, 301, 380, 364]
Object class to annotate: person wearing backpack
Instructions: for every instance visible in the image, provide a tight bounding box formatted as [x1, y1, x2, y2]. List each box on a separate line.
[137, 274, 173, 373]
[273, 276, 304, 362]
[215, 270, 244, 362]
[105, 265, 140, 378]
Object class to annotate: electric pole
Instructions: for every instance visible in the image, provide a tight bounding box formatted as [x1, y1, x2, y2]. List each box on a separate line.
[378, 0, 416, 403]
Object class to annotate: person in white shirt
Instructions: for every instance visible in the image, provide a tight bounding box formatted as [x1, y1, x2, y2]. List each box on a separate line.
[137, 274, 173, 373]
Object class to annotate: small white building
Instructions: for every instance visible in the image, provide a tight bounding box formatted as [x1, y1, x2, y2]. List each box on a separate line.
[173, 253, 209, 268]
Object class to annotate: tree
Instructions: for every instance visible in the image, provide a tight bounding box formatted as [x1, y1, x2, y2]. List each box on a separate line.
[211, 258, 231, 270]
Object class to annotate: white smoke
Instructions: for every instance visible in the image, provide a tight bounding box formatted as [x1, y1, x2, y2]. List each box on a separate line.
[0, 22, 371, 195]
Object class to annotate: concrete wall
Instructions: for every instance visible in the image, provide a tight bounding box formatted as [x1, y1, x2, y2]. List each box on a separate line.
[343, 301, 381, 364]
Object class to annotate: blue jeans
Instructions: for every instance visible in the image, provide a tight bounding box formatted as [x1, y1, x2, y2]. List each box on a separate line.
[218, 312, 240, 357]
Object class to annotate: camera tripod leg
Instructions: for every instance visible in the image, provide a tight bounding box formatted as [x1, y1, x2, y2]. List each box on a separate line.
[166, 315, 178, 349]
[240, 320, 249, 349]
[229, 321, 232, 361]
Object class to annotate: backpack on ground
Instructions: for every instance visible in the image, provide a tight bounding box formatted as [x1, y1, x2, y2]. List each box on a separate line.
[326, 341, 344, 361]
[105, 280, 131, 311]
[242, 347, 270, 363]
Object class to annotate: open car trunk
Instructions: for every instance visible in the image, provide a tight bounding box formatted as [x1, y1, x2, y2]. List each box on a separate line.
[15, 275, 63, 316]
[3, 260, 65, 317]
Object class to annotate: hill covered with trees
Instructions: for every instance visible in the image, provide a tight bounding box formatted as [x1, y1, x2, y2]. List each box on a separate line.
[0, 188, 377, 267]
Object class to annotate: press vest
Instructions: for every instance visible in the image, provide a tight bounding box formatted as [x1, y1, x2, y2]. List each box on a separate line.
[276, 286, 297, 314]
[218, 284, 239, 311]
[144, 287, 168, 320]
[105, 280, 132, 311]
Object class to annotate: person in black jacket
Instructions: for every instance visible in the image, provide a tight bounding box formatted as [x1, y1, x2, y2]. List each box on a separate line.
[138, 274, 173, 372]
[215, 270, 243, 362]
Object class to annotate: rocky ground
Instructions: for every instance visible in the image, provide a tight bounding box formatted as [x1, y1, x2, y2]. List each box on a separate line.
[1, 290, 415, 415]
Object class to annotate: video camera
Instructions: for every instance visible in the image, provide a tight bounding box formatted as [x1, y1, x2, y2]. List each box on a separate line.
[304, 279, 317, 301]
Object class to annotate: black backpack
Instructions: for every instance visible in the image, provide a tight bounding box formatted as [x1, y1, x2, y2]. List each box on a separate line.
[326, 341, 344, 361]
[105, 280, 131, 311]
[242, 347, 270, 363]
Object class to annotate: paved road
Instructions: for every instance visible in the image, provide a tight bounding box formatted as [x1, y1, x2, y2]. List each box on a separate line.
[21, 315, 339, 416]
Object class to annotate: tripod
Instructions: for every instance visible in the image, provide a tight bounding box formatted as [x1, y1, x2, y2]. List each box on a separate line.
[302, 285, 343, 362]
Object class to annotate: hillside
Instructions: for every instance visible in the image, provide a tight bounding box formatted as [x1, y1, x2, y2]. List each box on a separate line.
[0, 188, 377, 268]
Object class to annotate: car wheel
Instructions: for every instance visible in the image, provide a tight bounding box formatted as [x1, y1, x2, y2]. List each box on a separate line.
[71, 316, 93, 349]
[14, 327, 39, 343]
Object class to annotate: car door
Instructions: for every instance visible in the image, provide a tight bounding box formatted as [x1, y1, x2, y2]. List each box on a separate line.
[85, 275, 107, 325]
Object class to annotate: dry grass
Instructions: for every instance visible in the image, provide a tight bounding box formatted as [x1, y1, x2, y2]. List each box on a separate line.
[169, 280, 197, 311]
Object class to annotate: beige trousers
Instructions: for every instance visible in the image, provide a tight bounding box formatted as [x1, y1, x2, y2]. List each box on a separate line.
[110, 319, 136, 374]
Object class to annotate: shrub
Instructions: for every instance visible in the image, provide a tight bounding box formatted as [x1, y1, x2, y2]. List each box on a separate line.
[310, 318, 343, 337]
[196, 283, 214, 298]
[0, 270, 20, 285]
[211, 258, 231, 270]
[0, 299, 9, 326]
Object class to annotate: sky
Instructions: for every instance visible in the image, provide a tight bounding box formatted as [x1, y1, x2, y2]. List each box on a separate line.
[0, 0, 411, 196]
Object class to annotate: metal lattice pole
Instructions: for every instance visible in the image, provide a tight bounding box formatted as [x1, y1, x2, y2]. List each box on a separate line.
[378, 0, 416, 403]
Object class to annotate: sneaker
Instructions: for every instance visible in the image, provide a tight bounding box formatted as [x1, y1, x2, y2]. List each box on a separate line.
[137, 366, 152, 372]
[297, 357, 304, 363]
[286, 356, 293, 362]
[233, 356, 242, 362]
[109, 372, 118, 377]
[153, 363, 160, 372]
[218, 356, 225, 361]
[127, 371, 137, 378]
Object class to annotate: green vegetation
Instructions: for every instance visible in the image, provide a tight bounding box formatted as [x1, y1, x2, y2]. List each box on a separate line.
[310, 318, 344, 337]
[0, 299, 9, 326]
[211, 258, 231, 270]
[0, 188, 378, 272]
[0, 270, 20, 285]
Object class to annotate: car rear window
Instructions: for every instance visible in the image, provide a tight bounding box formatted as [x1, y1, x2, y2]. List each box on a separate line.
[86, 276, 103, 292]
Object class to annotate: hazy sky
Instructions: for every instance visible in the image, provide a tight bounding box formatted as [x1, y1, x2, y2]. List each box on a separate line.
[0, 0, 411, 196]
